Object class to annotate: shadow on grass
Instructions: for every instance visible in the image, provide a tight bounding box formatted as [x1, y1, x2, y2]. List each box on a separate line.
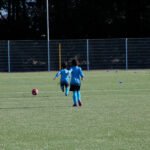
[0, 105, 72, 110]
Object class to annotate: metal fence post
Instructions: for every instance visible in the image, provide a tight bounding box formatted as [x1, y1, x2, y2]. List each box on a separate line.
[125, 38, 128, 70]
[47, 40, 50, 72]
[46, 0, 50, 72]
[8, 40, 10, 73]
[87, 39, 89, 71]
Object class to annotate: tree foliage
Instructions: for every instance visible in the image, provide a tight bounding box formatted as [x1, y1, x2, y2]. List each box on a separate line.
[0, 0, 150, 40]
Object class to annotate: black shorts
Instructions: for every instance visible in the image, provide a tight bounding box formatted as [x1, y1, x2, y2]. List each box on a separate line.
[70, 85, 80, 91]
[61, 82, 69, 88]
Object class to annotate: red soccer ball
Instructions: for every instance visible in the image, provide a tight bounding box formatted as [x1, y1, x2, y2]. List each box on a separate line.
[32, 88, 39, 95]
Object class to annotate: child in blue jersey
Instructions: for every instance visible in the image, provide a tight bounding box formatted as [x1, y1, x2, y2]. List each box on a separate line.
[69, 59, 85, 107]
[54, 62, 70, 96]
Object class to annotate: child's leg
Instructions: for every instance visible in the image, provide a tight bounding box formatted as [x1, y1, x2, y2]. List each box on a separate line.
[77, 91, 82, 106]
[77, 91, 81, 101]
[60, 85, 64, 92]
[73, 91, 77, 106]
[65, 87, 69, 96]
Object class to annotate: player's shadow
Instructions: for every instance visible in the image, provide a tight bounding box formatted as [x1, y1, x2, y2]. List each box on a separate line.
[0, 105, 72, 110]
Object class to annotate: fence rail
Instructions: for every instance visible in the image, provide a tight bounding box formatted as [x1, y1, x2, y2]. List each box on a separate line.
[0, 38, 150, 72]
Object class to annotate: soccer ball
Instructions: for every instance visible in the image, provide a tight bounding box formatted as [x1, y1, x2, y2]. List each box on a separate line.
[32, 88, 39, 95]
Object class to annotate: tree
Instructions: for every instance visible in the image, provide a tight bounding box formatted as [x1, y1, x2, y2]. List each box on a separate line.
[0, 0, 150, 39]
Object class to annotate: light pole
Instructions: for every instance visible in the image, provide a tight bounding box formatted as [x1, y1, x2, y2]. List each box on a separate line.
[46, 0, 50, 72]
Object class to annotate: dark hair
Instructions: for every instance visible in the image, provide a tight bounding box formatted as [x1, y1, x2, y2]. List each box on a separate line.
[72, 59, 79, 66]
[61, 62, 67, 69]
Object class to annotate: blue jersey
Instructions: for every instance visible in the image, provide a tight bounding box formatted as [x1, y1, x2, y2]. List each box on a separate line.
[55, 69, 70, 84]
[69, 66, 84, 86]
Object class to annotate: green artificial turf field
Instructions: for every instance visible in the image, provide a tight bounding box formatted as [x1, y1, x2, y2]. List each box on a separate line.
[0, 70, 150, 150]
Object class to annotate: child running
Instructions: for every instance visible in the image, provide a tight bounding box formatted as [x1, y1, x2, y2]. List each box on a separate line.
[54, 62, 70, 96]
[69, 59, 85, 107]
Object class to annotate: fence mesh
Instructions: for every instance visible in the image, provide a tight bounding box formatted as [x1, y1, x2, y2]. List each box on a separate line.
[0, 38, 150, 72]
[128, 38, 150, 69]
[10, 40, 48, 72]
[89, 39, 126, 69]
[50, 39, 87, 70]
[0, 41, 8, 72]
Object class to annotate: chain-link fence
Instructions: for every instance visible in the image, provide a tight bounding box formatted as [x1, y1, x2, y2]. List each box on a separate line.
[0, 38, 150, 72]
